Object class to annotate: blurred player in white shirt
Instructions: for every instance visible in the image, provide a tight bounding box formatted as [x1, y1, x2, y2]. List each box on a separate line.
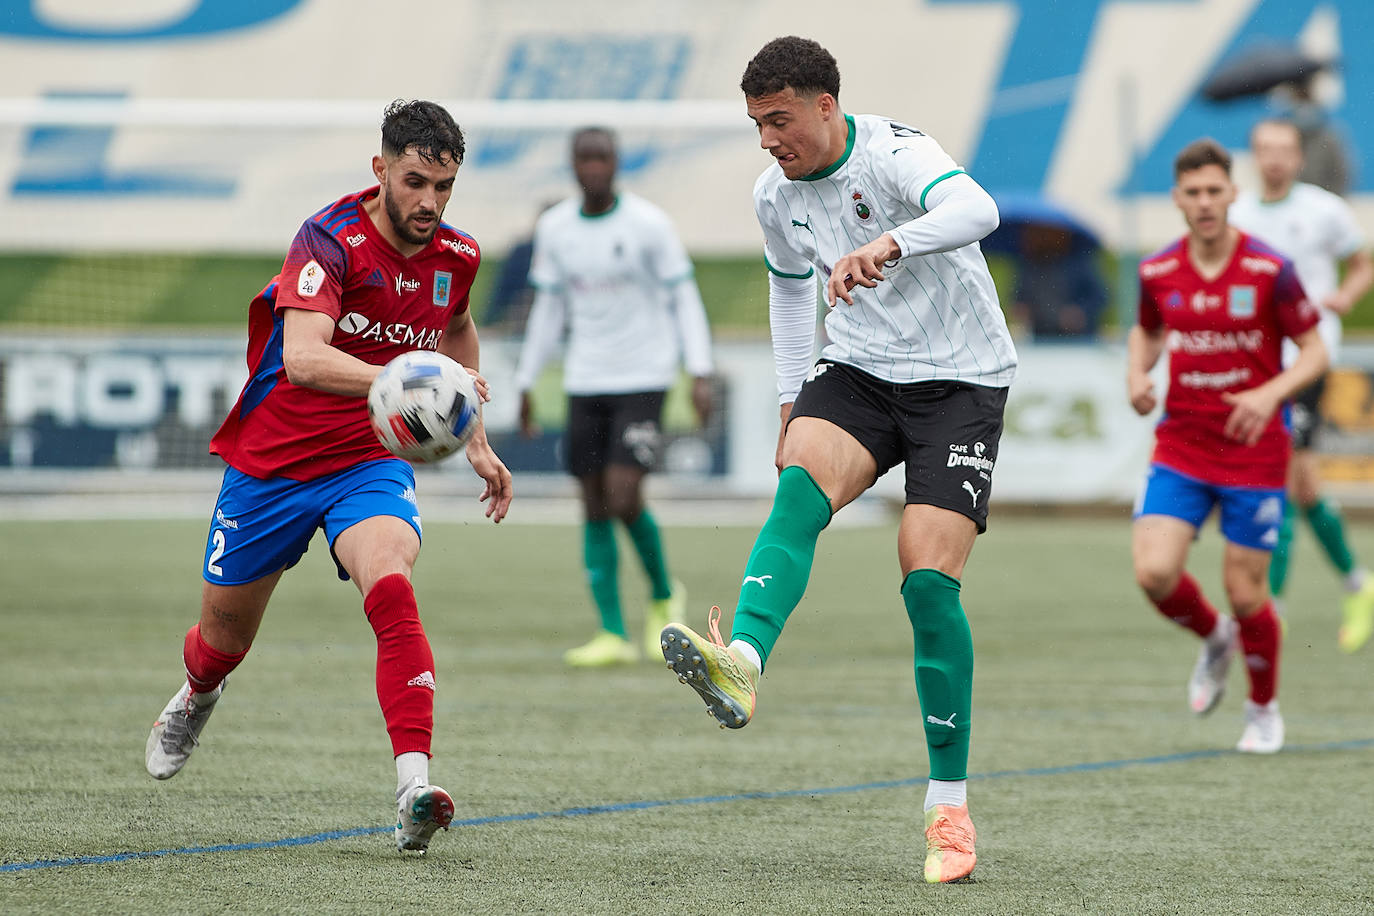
[514, 127, 714, 668]
[1231, 118, 1374, 652]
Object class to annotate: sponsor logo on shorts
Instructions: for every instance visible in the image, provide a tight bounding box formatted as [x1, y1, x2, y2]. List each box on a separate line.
[215, 509, 239, 529]
[401, 487, 417, 505]
[947, 442, 995, 472]
[961, 480, 982, 506]
[1254, 496, 1283, 526]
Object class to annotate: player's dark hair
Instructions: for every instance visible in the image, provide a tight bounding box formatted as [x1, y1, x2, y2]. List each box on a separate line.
[571, 126, 617, 155]
[1174, 138, 1231, 178]
[381, 99, 465, 166]
[741, 36, 840, 100]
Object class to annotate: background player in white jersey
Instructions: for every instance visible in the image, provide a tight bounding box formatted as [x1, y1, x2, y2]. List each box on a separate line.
[1230, 118, 1374, 651]
[658, 36, 1016, 885]
[515, 127, 714, 668]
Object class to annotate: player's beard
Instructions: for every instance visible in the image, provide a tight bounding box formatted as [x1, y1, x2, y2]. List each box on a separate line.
[385, 187, 439, 247]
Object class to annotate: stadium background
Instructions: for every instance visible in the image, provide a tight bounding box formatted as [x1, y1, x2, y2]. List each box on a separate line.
[2, 0, 1374, 509]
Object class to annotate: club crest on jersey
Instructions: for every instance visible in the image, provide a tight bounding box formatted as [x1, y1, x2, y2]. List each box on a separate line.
[1228, 285, 1257, 319]
[433, 271, 452, 308]
[297, 260, 324, 297]
[1165, 291, 1184, 311]
[852, 191, 871, 221]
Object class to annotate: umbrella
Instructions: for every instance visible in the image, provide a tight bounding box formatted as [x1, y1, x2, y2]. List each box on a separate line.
[1200, 43, 1331, 102]
[981, 192, 1101, 257]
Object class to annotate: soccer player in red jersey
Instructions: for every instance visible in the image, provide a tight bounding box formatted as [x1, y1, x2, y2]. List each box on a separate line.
[1128, 138, 1326, 754]
[144, 100, 513, 854]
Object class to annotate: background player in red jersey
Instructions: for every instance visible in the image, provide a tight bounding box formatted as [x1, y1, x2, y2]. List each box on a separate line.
[1128, 138, 1326, 755]
[144, 100, 513, 854]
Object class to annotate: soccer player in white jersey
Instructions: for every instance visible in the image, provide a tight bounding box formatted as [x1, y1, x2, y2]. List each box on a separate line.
[515, 127, 714, 667]
[658, 36, 1016, 884]
[1230, 118, 1374, 651]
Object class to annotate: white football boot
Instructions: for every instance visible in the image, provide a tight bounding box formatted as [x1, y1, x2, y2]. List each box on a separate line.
[145, 680, 223, 779]
[395, 778, 456, 853]
[1187, 615, 1237, 715]
[1236, 699, 1284, 754]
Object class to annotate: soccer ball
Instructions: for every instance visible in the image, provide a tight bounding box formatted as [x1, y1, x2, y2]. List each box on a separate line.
[367, 350, 480, 463]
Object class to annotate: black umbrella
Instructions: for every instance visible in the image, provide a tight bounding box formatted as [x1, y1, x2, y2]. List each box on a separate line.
[1200, 43, 1331, 102]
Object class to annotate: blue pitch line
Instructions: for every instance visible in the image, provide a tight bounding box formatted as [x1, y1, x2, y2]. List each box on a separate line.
[6, 737, 1372, 874]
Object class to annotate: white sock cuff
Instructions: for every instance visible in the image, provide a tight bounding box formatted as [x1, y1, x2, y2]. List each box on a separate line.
[729, 639, 762, 674]
[924, 778, 968, 811]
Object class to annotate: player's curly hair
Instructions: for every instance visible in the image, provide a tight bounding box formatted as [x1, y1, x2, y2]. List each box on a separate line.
[1174, 137, 1231, 178]
[381, 99, 465, 166]
[741, 37, 840, 100]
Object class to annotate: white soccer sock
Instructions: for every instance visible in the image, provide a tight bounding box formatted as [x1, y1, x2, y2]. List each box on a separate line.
[924, 778, 967, 811]
[729, 639, 762, 674]
[396, 752, 429, 797]
[1343, 569, 1367, 593]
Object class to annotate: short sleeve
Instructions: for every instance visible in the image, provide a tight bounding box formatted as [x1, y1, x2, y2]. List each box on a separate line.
[527, 212, 562, 292]
[1273, 258, 1320, 339]
[644, 207, 694, 284]
[276, 221, 347, 318]
[1326, 195, 1366, 259]
[1137, 274, 1163, 332]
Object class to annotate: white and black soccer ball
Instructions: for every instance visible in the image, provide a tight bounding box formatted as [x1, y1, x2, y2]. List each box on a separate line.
[367, 350, 480, 463]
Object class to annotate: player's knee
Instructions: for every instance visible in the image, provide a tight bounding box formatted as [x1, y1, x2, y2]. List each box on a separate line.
[1134, 562, 1179, 601]
[1223, 579, 1266, 617]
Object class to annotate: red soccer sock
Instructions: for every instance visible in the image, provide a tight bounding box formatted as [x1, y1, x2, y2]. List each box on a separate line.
[1237, 602, 1281, 705]
[183, 624, 248, 694]
[365, 573, 435, 758]
[1152, 572, 1221, 639]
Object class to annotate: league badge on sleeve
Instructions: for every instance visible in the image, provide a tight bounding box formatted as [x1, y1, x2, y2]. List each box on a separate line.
[433, 271, 452, 308]
[298, 260, 324, 297]
[1228, 285, 1256, 319]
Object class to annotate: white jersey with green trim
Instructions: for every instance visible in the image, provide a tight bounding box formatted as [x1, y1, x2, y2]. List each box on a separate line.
[754, 113, 1016, 388]
[515, 191, 713, 395]
[1230, 181, 1365, 363]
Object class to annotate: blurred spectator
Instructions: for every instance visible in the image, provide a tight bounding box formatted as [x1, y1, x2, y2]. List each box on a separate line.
[1009, 223, 1108, 340]
[1279, 76, 1353, 196]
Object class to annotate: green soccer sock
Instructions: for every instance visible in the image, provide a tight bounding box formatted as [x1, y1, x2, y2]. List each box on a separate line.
[1269, 500, 1297, 596]
[902, 568, 974, 782]
[624, 507, 673, 601]
[729, 466, 832, 671]
[1305, 498, 1357, 576]
[583, 519, 625, 637]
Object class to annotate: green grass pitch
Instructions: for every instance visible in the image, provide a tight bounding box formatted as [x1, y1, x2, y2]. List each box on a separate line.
[2, 514, 1373, 914]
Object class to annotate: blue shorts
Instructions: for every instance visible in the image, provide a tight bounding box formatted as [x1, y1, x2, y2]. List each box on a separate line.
[203, 459, 421, 585]
[1133, 463, 1285, 551]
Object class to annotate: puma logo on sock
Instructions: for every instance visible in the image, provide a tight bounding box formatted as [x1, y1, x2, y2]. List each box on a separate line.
[926, 712, 958, 729]
[743, 575, 773, 588]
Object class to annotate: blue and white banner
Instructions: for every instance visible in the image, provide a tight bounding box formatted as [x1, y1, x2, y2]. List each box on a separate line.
[0, 1, 1370, 255]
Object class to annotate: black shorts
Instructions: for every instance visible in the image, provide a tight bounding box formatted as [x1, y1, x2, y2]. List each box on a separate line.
[1288, 373, 1327, 451]
[788, 360, 1008, 532]
[566, 391, 666, 476]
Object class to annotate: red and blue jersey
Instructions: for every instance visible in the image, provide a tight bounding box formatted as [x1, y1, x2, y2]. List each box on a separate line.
[1138, 231, 1317, 489]
[211, 186, 481, 481]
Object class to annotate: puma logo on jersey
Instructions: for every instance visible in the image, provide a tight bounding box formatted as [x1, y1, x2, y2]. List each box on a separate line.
[926, 712, 957, 729]
[791, 217, 813, 234]
[962, 480, 982, 506]
[743, 575, 773, 588]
